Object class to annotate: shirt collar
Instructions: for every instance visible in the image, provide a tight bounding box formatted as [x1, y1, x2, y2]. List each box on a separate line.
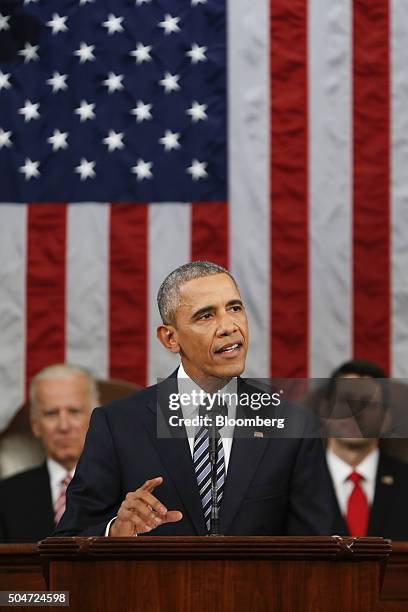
[46, 457, 75, 490]
[354, 447, 380, 482]
[177, 362, 237, 418]
[326, 447, 379, 486]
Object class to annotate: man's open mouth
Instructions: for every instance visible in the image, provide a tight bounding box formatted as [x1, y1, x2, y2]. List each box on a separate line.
[215, 342, 242, 354]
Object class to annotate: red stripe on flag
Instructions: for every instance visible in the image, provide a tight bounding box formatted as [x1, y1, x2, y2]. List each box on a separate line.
[191, 202, 228, 268]
[353, 0, 390, 373]
[270, 0, 309, 377]
[26, 204, 66, 392]
[109, 204, 148, 386]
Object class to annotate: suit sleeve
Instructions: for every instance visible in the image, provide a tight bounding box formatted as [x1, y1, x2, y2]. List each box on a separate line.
[285, 409, 333, 536]
[54, 406, 122, 536]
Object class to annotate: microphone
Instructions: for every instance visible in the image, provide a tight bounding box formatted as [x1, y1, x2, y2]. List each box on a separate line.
[200, 396, 227, 536]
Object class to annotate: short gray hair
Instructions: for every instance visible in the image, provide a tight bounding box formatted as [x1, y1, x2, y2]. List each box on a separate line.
[157, 261, 238, 325]
[29, 363, 99, 417]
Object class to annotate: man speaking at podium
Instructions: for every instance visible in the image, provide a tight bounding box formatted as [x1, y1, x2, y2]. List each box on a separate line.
[55, 261, 330, 537]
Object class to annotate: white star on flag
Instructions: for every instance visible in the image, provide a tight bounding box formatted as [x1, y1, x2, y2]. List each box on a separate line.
[187, 159, 208, 180]
[0, 71, 11, 91]
[130, 43, 152, 64]
[103, 130, 125, 152]
[47, 130, 68, 151]
[18, 43, 39, 63]
[130, 101, 152, 122]
[46, 72, 68, 93]
[191, 0, 207, 5]
[79, 0, 94, 5]
[158, 14, 181, 35]
[0, 13, 10, 31]
[46, 14, 68, 34]
[135, 0, 151, 5]
[102, 72, 124, 93]
[74, 100, 95, 122]
[159, 72, 180, 93]
[19, 158, 40, 180]
[186, 43, 207, 64]
[159, 130, 181, 152]
[186, 101, 208, 122]
[74, 42, 95, 63]
[0, 129, 12, 149]
[23, 0, 39, 4]
[131, 159, 153, 181]
[18, 100, 40, 122]
[102, 14, 124, 35]
[75, 158, 96, 180]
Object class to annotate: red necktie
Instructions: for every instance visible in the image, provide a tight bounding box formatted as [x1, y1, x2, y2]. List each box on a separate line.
[54, 473, 72, 525]
[345, 471, 369, 536]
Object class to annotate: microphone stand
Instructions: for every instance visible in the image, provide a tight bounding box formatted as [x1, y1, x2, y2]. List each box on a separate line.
[205, 399, 227, 536]
[209, 415, 221, 536]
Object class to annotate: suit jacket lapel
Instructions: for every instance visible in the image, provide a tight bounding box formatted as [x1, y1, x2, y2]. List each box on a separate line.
[39, 463, 56, 535]
[219, 379, 270, 534]
[144, 374, 206, 535]
[368, 453, 394, 536]
[329, 480, 349, 535]
[219, 436, 269, 534]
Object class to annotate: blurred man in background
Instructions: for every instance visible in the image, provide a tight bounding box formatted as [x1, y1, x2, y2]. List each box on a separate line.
[325, 359, 408, 540]
[0, 364, 97, 542]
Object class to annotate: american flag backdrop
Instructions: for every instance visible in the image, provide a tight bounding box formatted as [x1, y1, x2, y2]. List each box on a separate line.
[0, 0, 407, 430]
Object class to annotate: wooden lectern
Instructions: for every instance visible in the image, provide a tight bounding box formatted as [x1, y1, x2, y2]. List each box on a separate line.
[39, 536, 390, 612]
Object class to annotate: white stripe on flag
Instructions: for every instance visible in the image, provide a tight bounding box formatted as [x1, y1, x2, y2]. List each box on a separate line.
[147, 203, 191, 384]
[228, 0, 270, 378]
[309, 0, 353, 376]
[0, 204, 27, 431]
[66, 203, 109, 378]
[391, 0, 408, 377]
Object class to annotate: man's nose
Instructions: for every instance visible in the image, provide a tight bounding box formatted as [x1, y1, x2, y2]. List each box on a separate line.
[216, 311, 238, 335]
[57, 412, 70, 430]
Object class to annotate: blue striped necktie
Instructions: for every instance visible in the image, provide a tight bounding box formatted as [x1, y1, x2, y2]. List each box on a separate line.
[193, 414, 225, 532]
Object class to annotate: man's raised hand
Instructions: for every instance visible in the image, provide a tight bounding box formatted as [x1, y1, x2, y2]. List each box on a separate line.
[109, 477, 183, 536]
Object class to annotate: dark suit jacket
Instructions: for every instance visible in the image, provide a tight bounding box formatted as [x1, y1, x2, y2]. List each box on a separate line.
[330, 451, 408, 540]
[0, 463, 55, 543]
[55, 375, 332, 536]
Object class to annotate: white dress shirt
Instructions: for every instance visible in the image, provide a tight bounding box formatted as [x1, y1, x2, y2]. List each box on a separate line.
[325, 448, 379, 515]
[106, 365, 238, 535]
[46, 457, 75, 507]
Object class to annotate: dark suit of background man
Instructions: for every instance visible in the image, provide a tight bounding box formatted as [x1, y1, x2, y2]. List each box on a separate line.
[0, 364, 97, 542]
[324, 359, 408, 540]
[56, 261, 332, 537]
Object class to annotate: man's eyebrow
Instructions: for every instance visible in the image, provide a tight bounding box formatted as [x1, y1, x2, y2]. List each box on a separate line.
[191, 299, 243, 320]
[226, 299, 243, 307]
[191, 305, 214, 320]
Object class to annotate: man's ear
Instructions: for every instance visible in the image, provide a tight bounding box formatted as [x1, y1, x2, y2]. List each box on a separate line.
[30, 416, 41, 439]
[157, 324, 180, 354]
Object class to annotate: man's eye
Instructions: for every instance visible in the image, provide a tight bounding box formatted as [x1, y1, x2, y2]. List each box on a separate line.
[231, 305, 242, 312]
[199, 312, 211, 320]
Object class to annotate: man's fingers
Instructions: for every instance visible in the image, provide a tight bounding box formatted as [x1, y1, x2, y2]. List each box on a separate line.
[126, 489, 167, 516]
[127, 499, 156, 523]
[137, 491, 167, 516]
[119, 478, 182, 533]
[164, 511, 183, 524]
[118, 504, 158, 531]
[141, 476, 163, 493]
